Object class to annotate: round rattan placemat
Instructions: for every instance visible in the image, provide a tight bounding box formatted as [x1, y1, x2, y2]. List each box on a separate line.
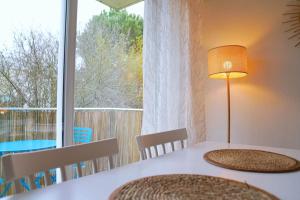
[109, 174, 278, 200]
[204, 149, 300, 173]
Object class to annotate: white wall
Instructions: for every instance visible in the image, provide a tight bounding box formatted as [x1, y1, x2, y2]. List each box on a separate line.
[203, 0, 300, 149]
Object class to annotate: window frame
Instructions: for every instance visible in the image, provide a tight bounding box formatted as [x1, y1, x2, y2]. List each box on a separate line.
[56, 0, 78, 149]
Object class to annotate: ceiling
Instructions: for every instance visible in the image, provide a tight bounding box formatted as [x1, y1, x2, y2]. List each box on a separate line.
[97, 0, 143, 10]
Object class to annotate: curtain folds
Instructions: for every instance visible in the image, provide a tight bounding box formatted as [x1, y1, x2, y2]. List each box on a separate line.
[142, 0, 206, 144]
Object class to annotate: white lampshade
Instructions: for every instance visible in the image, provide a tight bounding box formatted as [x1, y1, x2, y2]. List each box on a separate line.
[208, 45, 247, 79]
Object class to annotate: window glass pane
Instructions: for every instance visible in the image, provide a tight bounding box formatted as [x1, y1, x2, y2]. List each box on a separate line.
[75, 0, 144, 172]
[0, 0, 64, 194]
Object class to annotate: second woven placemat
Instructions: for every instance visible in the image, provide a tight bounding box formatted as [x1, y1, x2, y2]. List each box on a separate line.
[204, 149, 300, 173]
[109, 174, 278, 200]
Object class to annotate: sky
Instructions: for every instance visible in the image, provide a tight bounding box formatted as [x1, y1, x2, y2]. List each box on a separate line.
[0, 0, 144, 48]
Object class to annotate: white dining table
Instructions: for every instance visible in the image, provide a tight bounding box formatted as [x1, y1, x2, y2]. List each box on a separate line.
[3, 141, 300, 200]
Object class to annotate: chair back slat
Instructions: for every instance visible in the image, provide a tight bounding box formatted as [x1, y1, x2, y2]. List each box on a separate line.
[44, 171, 52, 186]
[148, 148, 153, 158]
[162, 143, 166, 154]
[14, 180, 21, 193]
[180, 140, 184, 149]
[60, 166, 67, 182]
[141, 149, 146, 160]
[28, 175, 36, 190]
[92, 159, 98, 173]
[136, 128, 187, 160]
[2, 138, 118, 189]
[171, 142, 175, 152]
[108, 156, 114, 169]
[76, 163, 83, 177]
[154, 146, 159, 157]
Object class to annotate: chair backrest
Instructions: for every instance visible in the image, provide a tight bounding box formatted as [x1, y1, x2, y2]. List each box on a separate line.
[73, 127, 93, 144]
[2, 138, 118, 193]
[136, 128, 187, 160]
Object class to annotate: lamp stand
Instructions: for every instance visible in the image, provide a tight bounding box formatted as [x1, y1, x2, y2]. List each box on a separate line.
[226, 74, 231, 144]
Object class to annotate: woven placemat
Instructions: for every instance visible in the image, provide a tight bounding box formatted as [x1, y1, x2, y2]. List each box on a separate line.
[204, 149, 300, 173]
[109, 174, 278, 200]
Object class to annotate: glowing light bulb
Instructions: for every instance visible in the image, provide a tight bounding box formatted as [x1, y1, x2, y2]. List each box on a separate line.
[223, 61, 232, 70]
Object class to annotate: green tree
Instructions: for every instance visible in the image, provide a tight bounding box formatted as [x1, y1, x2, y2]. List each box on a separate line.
[75, 9, 143, 108]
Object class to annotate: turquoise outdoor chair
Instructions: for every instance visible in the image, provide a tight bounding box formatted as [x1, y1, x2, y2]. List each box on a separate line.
[73, 127, 93, 178]
[73, 127, 93, 144]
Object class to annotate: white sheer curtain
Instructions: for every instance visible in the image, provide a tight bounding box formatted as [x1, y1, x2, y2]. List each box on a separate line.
[142, 0, 206, 144]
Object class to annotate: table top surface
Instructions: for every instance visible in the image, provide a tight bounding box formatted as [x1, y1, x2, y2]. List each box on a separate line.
[4, 141, 300, 200]
[0, 140, 56, 152]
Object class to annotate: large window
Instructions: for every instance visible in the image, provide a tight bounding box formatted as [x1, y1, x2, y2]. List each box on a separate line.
[0, 0, 144, 196]
[73, 0, 144, 172]
[0, 0, 62, 133]
[0, 0, 64, 195]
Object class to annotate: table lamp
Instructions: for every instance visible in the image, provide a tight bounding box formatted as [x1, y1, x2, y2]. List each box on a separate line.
[208, 45, 247, 143]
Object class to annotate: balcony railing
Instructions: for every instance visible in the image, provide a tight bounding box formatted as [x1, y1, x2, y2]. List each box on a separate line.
[0, 107, 143, 195]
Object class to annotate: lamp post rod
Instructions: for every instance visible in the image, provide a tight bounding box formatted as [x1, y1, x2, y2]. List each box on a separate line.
[226, 75, 231, 144]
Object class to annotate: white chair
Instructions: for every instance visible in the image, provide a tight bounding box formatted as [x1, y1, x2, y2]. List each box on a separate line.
[2, 138, 118, 193]
[136, 128, 187, 160]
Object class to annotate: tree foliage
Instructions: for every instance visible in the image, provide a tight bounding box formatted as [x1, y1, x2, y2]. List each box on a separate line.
[0, 31, 58, 107]
[0, 9, 143, 109]
[75, 9, 143, 108]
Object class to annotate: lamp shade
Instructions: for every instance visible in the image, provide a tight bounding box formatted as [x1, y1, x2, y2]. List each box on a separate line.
[208, 45, 247, 79]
